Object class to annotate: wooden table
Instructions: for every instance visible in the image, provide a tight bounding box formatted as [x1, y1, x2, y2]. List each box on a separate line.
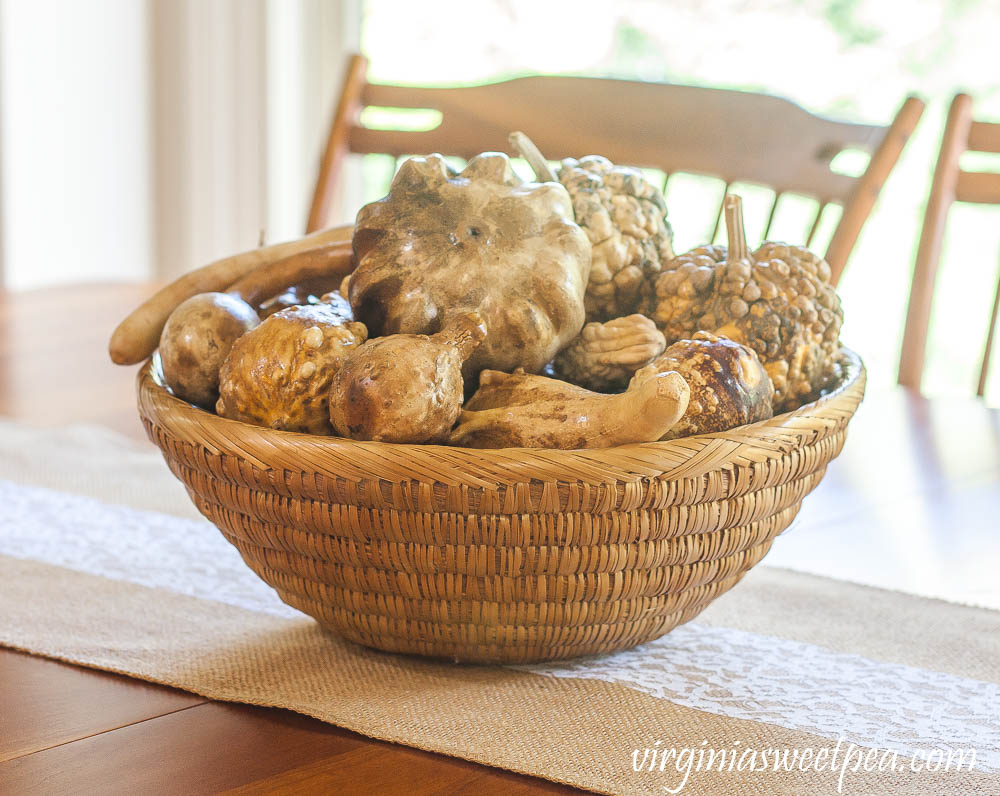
[2, 284, 998, 794]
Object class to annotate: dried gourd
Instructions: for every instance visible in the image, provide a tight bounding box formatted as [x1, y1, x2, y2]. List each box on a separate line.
[630, 332, 774, 439]
[641, 195, 842, 410]
[349, 152, 591, 377]
[216, 304, 367, 434]
[159, 292, 260, 408]
[450, 368, 689, 449]
[552, 313, 666, 393]
[641, 244, 723, 344]
[329, 313, 487, 444]
[510, 132, 673, 322]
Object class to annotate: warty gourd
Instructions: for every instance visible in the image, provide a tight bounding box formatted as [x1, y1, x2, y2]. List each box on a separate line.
[552, 313, 666, 392]
[641, 194, 843, 410]
[216, 303, 367, 434]
[510, 132, 674, 322]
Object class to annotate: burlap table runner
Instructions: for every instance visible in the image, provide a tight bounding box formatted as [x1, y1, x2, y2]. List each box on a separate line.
[1, 419, 998, 795]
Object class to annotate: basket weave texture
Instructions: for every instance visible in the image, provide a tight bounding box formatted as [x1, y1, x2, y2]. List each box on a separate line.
[137, 349, 865, 664]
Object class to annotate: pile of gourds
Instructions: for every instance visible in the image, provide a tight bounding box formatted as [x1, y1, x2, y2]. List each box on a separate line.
[110, 133, 843, 450]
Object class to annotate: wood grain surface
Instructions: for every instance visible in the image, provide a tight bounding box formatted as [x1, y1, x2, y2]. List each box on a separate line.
[0, 650, 205, 763]
[0, 673, 575, 795]
[1, 283, 998, 794]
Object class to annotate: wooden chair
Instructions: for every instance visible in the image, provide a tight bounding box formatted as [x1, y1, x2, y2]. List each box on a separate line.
[309, 54, 924, 286]
[898, 93, 1000, 397]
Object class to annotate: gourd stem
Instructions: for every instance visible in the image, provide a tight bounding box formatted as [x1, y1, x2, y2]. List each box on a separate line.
[436, 312, 487, 359]
[724, 194, 749, 263]
[508, 131, 558, 183]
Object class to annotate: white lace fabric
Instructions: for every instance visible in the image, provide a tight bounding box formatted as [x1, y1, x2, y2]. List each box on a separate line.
[517, 623, 1000, 772]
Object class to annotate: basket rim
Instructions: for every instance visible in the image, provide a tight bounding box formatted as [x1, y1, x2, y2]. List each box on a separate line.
[137, 348, 865, 486]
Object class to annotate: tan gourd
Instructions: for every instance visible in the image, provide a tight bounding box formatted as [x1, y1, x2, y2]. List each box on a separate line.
[552, 313, 666, 392]
[158, 293, 260, 408]
[349, 152, 591, 377]
[329, 313, 486, 444]
[216, 303, 367, 435]
[630, 332, 774, 439]
[450, 368, 689, 449]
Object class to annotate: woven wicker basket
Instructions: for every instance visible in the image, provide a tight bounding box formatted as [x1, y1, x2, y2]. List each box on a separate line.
[137, 349, 864, 664]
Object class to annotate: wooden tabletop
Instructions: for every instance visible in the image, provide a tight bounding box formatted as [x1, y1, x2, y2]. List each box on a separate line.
[1, 284, 998, 794]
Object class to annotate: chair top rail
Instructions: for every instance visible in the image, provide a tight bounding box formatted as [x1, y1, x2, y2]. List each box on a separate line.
[968, 119, 1000, 154]
[353, 76, 886, 203]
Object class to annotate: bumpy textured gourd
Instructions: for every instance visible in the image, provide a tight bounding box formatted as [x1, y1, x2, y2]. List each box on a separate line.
[329, 313, 487, 444]
[349, 152, 591, 378]
[450, 368, 689, 449]
[216, 303, 367, 434]
[630, 331, 774, 439]
[510, 132, 674, 322]
[552, 313, 666, 392]
[641, 194, 843, 410]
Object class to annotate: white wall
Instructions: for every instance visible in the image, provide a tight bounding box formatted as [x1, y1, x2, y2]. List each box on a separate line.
[0, 0, 360, 289]
[150, 0, 269, 282]
[266, 0, 362, 243]
[0, 0, 153, 290]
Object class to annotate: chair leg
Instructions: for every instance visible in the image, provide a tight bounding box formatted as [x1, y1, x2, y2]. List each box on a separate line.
[827, 95, 925, 285]
[306, 54, 369, 234]
[897, 94, 973, 391]
[977, 261, 1000, 398]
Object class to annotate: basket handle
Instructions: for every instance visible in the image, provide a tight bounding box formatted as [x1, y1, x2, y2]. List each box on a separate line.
[109, 224, 354, 366]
